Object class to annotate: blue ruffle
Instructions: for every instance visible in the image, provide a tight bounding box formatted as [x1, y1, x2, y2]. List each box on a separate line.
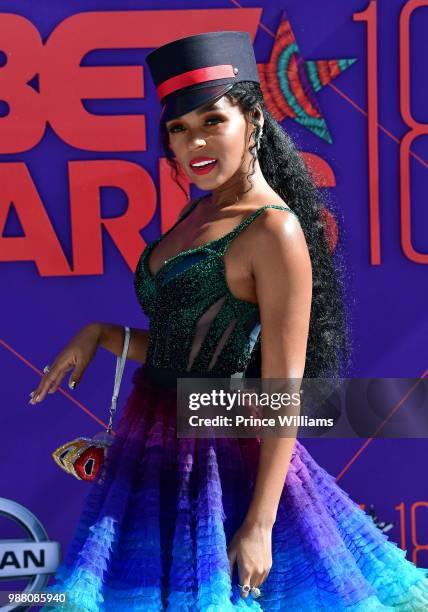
[39, 375, 428, 611]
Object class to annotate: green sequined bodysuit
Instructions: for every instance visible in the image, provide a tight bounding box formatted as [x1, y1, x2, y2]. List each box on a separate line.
[134, 197, 298, 378]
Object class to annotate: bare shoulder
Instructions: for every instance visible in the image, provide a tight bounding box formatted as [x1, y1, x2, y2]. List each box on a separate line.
[242, 204, 312, 292]
[258, 202, 300, 228]
[249, 203, 309, 275]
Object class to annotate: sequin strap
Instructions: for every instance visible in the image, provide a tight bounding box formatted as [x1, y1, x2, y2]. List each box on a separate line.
[177, 196, 204, 221]
[215, 204, 298, 257]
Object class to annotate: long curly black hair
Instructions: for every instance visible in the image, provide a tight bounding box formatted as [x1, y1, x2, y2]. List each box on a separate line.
[159, 81, 354, 379]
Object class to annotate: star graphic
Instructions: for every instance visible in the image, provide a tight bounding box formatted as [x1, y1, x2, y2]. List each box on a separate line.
[258, 11, 357, 143]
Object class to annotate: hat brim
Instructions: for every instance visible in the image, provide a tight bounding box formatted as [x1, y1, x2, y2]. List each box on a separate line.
[160, 83, 235, 122]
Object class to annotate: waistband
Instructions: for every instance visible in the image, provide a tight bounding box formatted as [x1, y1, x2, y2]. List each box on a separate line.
[141, 363, 245, 390]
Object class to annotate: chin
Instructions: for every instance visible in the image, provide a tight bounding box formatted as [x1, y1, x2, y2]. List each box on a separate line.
[192, 172, 228, 191]
[193, 178, 220, 190]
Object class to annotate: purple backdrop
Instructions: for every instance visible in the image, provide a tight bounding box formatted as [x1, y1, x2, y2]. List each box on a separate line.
[1, 0, 427, 587]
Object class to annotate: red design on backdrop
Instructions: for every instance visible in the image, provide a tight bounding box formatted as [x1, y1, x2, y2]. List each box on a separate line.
[0, 9, 260, 153]
[0, 8, 338, 274]
[0, 163, 71, 275]
[0, 161, 156, 276]
[0, 155, 335, 275]
[302, 153, 338, 252]
[69, 161, 157, 275]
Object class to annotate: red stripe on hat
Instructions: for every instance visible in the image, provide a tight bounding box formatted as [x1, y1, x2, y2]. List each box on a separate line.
[157, 64, 236, 100]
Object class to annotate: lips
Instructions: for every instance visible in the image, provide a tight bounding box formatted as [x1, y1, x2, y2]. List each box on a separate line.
[189, 156, 218, 175]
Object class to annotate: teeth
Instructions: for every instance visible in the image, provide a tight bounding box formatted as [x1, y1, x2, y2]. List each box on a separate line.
[191, 159, 216, 167]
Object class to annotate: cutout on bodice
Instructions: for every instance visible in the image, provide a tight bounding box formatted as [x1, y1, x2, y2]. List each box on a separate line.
[207, 318, 237, 371]
[186, 296, 238, 371]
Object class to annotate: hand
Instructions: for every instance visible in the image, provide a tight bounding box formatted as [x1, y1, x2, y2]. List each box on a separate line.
[29, 323, 101, 404]
[227, 519, 273, 599]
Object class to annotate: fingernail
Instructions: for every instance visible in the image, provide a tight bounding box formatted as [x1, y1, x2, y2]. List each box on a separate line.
[29, 394, 39, 404]
[69, 381, 77, 390]
[29, 391, 35, 398]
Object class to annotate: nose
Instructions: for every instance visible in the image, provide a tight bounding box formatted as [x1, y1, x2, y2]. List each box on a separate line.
[187, 129, 207, 150]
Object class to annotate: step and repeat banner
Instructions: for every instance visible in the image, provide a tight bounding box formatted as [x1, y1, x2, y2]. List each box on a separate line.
[1, 0, 427, 595]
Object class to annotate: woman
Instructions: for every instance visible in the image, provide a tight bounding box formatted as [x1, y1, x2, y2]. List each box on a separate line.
[33, 31, 428, 610]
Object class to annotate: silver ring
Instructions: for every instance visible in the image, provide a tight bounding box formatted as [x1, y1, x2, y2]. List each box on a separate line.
[251, 586, 261, 598]
[43, 365, 51, 374]
[237, 584, 251, 593]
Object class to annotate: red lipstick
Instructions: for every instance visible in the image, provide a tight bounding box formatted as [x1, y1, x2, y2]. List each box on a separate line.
[189, 156, 218, 175]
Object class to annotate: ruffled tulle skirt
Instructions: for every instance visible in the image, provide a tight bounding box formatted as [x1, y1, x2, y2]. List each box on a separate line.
[42, 365, 428, 611]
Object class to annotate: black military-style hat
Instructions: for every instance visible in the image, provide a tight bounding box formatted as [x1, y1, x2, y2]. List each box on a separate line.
[146, 31, 260, 122]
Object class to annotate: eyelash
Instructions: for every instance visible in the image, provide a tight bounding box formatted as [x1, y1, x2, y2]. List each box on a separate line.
[167, 115, 223, 133]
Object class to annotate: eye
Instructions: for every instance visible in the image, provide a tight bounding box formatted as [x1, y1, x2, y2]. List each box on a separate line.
[205, 115, 223, 125]
[166, 114, 224, 133]
[167, 123, 184, 134]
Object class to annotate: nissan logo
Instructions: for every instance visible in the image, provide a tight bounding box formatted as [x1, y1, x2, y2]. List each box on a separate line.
[0, 498, 61, 611]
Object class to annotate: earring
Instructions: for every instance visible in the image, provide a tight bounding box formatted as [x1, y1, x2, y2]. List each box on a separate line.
[256, 127, 263, 151]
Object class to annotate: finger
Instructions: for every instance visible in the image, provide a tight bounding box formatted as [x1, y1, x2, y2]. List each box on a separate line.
[47, 378, 63, 394]
[255, 567, 270, 590]
[30, 356, 74, 403]
[238, 567, 252, 599]
[228, 548, 237, 579]
[48, 363, 74, 394]
[252, 573, 264, 589]
[262, 566, 272, 583]
[30, 370, 60, 404]
[249, 582, 263, 600]
[68, 360, 87, 390]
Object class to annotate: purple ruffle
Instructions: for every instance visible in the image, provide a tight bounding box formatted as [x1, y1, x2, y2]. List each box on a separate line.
[40, 365, 428, 611]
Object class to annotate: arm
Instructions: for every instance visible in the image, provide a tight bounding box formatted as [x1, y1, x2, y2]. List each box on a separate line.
[244, 208, 312, 527]
[29, 323, 150, 402]
[88, 322, 150, 363]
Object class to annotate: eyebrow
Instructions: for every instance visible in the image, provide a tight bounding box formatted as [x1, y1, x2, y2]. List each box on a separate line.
[194, 101, 223, 115]
[168, 101, 223, 123]
[165, 100, 224, 126]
